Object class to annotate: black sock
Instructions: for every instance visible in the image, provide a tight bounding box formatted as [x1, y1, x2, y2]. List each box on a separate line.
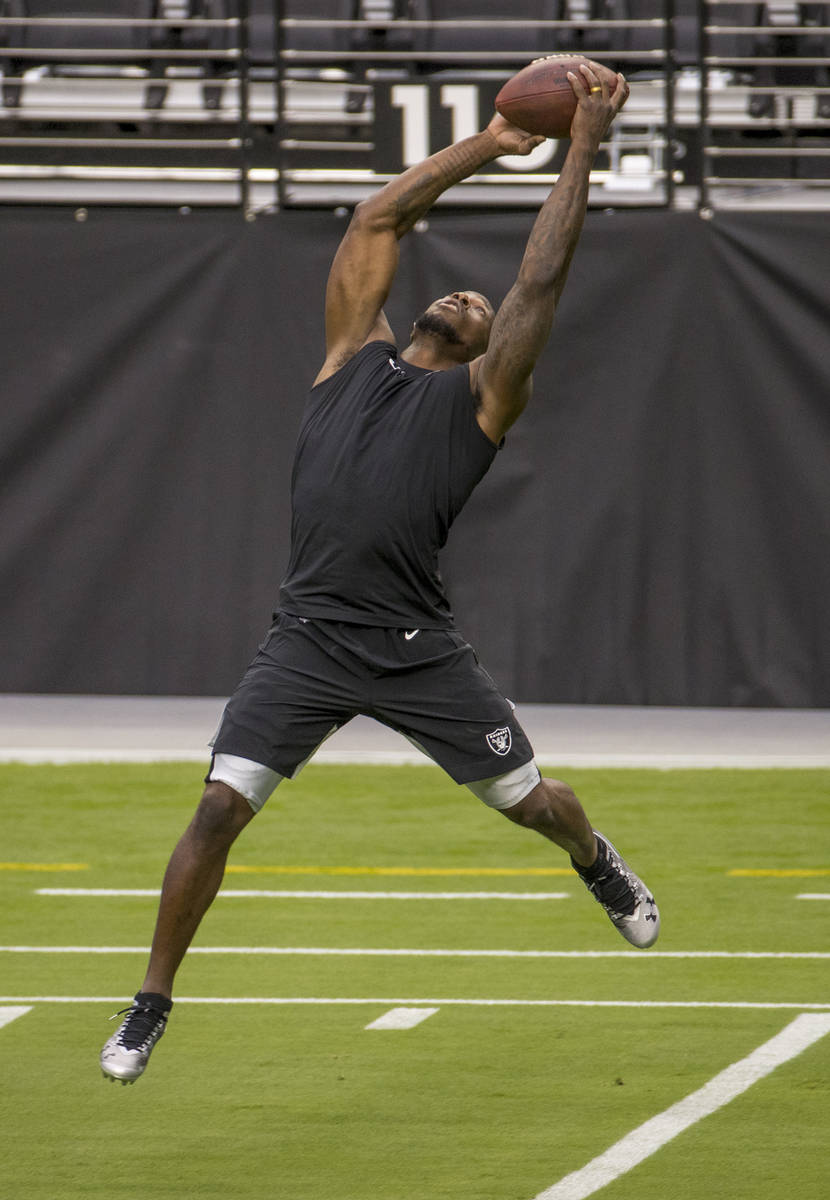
[134, 990, 173, 1013]
[571, 834, 606, 880]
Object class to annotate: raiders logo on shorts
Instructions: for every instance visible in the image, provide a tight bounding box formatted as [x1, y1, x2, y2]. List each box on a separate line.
[485, 726, 512, 755]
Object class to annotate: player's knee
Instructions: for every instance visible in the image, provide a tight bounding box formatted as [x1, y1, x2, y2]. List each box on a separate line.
[192, 781, 254, 844]
[504, 776, 577, 833]
[543, 777, 579, 812]
[502, 783, 547, 829]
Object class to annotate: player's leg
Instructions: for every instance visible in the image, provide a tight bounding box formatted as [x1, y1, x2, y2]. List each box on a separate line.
[476, 770, 660, 948]
[370, 627, 658, 949]
[141, 778, 256, 999]
[146, 613, 353, 1000]
[495, 773, 596, 864]
[100, 614, 358, 1084]
[100, 769, 277, 1085]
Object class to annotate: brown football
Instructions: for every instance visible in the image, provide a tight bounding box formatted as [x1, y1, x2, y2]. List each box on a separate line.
[495, 54, 619, 139]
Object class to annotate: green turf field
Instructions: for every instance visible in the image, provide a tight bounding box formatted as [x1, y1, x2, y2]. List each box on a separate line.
[1, 763, 828, 1200]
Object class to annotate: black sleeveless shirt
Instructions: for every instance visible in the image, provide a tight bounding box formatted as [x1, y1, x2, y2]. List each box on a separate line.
[278, 341, 499, 628]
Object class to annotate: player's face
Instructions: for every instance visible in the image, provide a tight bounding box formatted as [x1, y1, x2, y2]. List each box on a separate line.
[420, 290, 495, 357]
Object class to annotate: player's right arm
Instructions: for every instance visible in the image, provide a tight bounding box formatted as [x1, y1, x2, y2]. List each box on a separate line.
[315, 126, 544, 386]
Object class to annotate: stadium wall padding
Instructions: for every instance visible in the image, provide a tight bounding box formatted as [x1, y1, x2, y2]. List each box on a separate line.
[1, 208, 828, 706]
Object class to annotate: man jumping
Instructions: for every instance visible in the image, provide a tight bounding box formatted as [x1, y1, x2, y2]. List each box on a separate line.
[101, 61, 658, 1085]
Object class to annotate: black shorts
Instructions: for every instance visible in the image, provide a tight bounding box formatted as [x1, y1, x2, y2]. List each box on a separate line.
[212, 612, 535, 784]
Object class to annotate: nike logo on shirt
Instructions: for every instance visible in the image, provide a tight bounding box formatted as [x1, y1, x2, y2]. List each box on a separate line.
[404, 630, 420, 640]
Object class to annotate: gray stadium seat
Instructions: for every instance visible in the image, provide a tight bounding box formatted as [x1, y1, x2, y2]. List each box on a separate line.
[749, 3, 830, 118]
[0, 1, 163, 108]
[673, 0, 701, 67]
[419, 0, 568, 60]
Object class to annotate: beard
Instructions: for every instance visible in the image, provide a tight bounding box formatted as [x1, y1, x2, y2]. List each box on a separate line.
[413, 309, 463, 345]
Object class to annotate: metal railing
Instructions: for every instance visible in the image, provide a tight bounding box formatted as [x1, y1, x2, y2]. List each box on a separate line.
[700, 0, 830, 208]
[0, 5, 254, 207]
[0, 2, 826, 211]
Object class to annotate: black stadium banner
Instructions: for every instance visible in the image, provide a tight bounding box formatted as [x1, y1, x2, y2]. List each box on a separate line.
[373, 79, 568, 176]
[0, 207, 828, 707]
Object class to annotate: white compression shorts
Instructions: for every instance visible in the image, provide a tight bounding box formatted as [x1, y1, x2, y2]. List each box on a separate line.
[209, 752, 541, 814]
[465, 759, 541, 810]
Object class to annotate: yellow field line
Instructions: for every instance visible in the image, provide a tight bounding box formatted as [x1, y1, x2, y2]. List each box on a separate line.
[0, 863, 88, 872]
[728, 868, 830, 878]
[224, 865, 574, 877]
[4, 863, 824, 878]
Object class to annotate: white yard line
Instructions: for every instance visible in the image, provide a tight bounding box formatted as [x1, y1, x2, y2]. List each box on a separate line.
[531, 1013, 830, 1200]
[797, 893, 830, 900]
[0, 1005, 32, 1030]
[2, 945, 829, 960]
[33, 888, 569, 901]
[365, 1007, 439, 1030]
[1, 996, 829, 1010]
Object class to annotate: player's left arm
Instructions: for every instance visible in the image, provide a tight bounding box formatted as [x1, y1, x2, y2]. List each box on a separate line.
[472, 65, 629, 444]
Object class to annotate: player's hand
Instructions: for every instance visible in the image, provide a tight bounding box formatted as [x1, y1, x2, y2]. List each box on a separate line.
[485, 112, 547, 156]
[567, 62, 629, 147]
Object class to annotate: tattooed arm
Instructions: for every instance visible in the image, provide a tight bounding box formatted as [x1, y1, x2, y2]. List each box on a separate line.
[472, 64, 629, 444]
[315, 124, 543, 386]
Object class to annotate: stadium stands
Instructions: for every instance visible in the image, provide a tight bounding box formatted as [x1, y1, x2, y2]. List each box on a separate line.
[0, 0, 826, 208]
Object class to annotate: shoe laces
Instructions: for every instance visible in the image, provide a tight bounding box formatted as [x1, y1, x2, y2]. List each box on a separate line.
[585, 850, 638, 918]
[110, 1002, 167, 1051]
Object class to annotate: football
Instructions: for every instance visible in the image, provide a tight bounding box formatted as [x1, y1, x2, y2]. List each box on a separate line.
[495, 54, 619, 139]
